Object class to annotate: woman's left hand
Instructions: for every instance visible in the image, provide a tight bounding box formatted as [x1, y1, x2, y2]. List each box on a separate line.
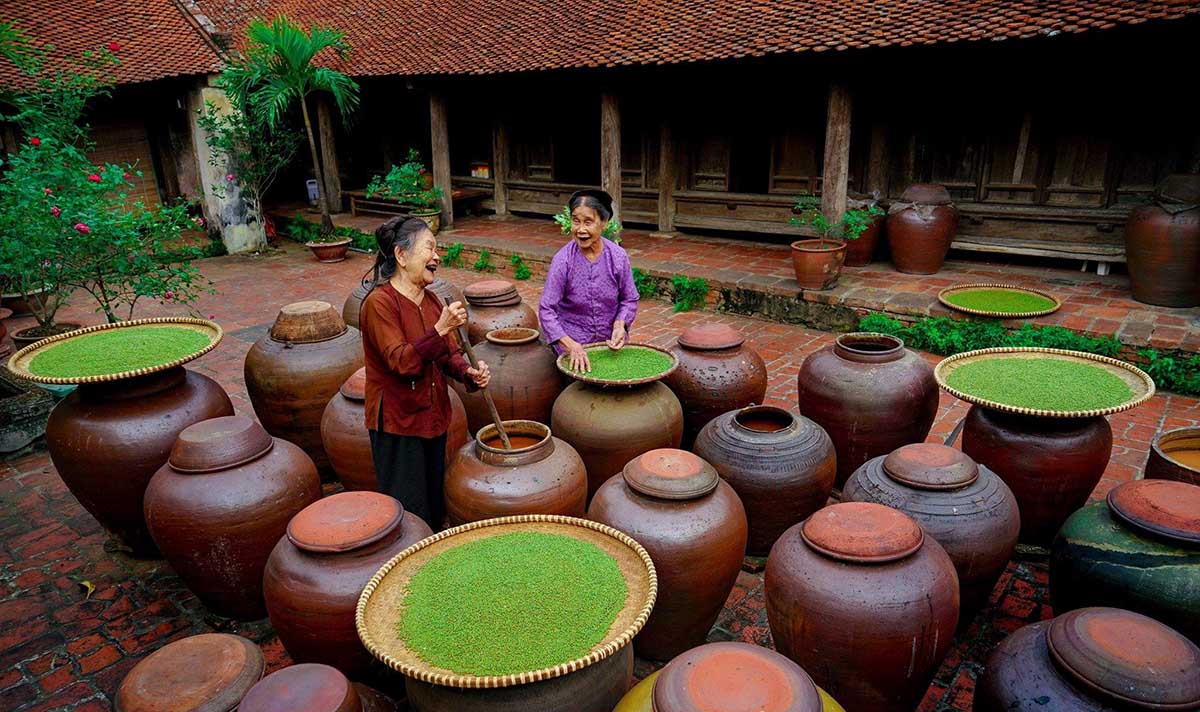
[467, 360, 491, 389]
[607, 322, 627, 350]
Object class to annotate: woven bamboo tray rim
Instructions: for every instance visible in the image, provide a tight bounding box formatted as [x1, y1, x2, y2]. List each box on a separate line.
[937, 283, 1062, 318]
[934, 347, 1155, 418]
[555, 342, 678, 387]
[355, 514, 658, 689]
[6, 317, 222, 385]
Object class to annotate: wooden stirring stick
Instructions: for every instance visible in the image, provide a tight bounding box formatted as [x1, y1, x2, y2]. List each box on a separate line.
[444, 297, 511, 449]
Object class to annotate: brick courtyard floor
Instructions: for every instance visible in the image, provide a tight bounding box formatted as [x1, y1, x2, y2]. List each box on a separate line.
[2, 242, 1197, 710]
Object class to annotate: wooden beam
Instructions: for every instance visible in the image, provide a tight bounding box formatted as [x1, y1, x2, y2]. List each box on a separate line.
[429, 92, 453, 228]
[491, 119, 509, 216]
[317, 97, 342, 212]
[600, 92, 622, 225]
[821, 82, 852, 224]
[657, 119, 676, 232]
[865, 120, 888, 196]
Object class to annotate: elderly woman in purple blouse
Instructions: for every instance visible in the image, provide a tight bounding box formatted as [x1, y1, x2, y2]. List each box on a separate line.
[538, 189, 639, 373]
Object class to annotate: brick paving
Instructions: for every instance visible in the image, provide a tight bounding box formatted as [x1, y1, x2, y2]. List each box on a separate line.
[2, 242, 1197, 710]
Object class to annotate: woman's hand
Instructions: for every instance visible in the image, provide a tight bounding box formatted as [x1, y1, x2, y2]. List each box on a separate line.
[606, 321, 627, 350]
[467, 360, 491, 389]
[562, 337, 591, 373]
[435, 301, 468, 336]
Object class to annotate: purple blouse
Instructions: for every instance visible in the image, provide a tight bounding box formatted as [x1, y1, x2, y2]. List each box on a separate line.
[538, 239, 639, 353]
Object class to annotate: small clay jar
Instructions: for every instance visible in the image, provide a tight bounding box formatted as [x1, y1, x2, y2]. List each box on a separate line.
[445, 420, 588, 525]
[665, 324, 767, 448]
[1146, 426, 1200, 486]
[463, 279, 537, 345]
[263, 492, 432, 677]
[765, 502, 959, 712]
[451, 327, 564, 435]
[588, 449, 747, 661]
[797, 333, 939, 487]
[144, 416, 322, 619]
[886, 183, 958, 274]
[975, 607, 1200, 711]
[115, 633, 264, 712]
[844, 443, 1019, 623]
[694, 406, 836, 556]
[1051, 479, 1200, 644]
[239, 664, 365, 712]
[652, 642, 823, 712]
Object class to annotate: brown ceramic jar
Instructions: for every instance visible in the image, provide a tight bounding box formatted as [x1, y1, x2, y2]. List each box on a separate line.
[694, 406, 836, 556]
[451, 327, 564, 435]
[263, 491, 432, 677]
[1124, 174, 1200, 308]
[975, 607, 1200, 711]
[1146, 426, 1200, 486]
[239, 664, 369, 712]
[46, 367, 233, 556]
[962, 406, 1112, 545]
[886, 183, 959, 274]
[463, 279, 537, 345]
[665, 323, 767, 448]
[588, 449, 747, 661]
[652, 642, 823, 712]
[843, 208, 883, 268]
[245, 300, 364, 475]
[115, 633, 264, 712]
[344, 277, 464, 331]
[844, 443, 1019, 622]
[445, 420, 587, 525]
[797, 333, 939, 488]
[144, 416, 322, 620]
[765, 502, 959, 712]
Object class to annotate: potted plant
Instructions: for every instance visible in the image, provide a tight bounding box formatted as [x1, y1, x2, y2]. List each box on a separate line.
[787, 195, 884, 290]
[844, 191, 886, 267]
[285, 213, 351, 262]
[365, 148, 444, 233]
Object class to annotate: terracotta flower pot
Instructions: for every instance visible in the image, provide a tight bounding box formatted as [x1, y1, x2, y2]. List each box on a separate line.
[842, 214, 883, 267]
[115, 634, 264, 712]
[307, 238, 352, 263]
[665, 323, 767, 448]
[789, 239, 846, 290]
[11, 321, 83, 348]
[1124, 174, 1200, 307]
[408, 208, 441, 235]
[463, 280, 538, 345]
[1146, 426, 1200, 486]
[886, 184, 958, 274]
[1, 286, 49, 318]
[451, 327, 564, 435]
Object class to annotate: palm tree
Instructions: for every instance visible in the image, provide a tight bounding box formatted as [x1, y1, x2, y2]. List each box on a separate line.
[223, 16, 359, 235]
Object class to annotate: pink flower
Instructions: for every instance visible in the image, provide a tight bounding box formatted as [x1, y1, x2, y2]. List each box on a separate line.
[192, 216, 206, 227]
[43, 187, 52, 195]
[164, 290, 174, 300]
[123, 172, 132, 180]
[50, 206, 61, 217]
[208, 314, 216, 320]
[30, 137, 41, 146]
[74, 223, 90, 234]
[107, 42, 120, 52]
[418, 168, 426, 174]
[87, 173, 101, 183]
[225, 173, 234, 182]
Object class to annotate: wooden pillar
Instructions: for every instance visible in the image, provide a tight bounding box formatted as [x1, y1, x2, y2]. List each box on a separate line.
[491, 119, 509, 216]
[600, 93, 622, 225]
[317, 97, 342, 212]
[429, 92, 454, 228]
[865, 120, 889, 196]
[821, 82, 852, 224]
[656, 119, 676, 234]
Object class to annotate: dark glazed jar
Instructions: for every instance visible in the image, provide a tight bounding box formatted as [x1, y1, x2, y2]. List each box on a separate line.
[115, 633, 264, 712]
[144, 416, 322, 619]
[797, 333, 938, 488]
[46, 366, 233, 556]
[665, 323, 767, 448]
[1146, 426, 1200, 486]
[843, 198, 884, 268]
[588, 449, 747, 661]
[451, 327, 563, 435]
[886, 183, 959, 274]
[765, 502, 959, 712]
[652, 642, 822, 712]
[445, 420, 588, 526]
[239, 664, 363, 712]
[463, 279, 538, 345]
[1124, 174, 1200, 307]
[975, 607, 1200, 711]
[694, 406, 835, 556]
[844, 443, 1019, 622]
[263, 492, 432, 676]
[962, 406, 1112, 545]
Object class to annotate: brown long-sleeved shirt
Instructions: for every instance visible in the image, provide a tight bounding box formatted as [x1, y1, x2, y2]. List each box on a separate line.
[360, 282, 474, 437]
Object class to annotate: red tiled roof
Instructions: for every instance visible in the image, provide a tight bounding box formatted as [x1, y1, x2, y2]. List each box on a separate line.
[0, 0, 224, 88]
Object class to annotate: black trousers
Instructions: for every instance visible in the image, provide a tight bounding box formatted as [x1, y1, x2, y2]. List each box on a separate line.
[368, 429, 448, 530]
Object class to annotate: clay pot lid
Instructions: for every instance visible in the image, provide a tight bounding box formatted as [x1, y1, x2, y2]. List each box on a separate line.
[882, 444, 979, 490]
[464, 280, 520, 306]
[168, 416, 274, 474]
[1106, 480, 1200, 545]
[677, 323, 745, 351]
[623, 449, 719, 500]
[1046, 607, 1200, 710]
[115, 633, 264, 712]
[652, 641, 822, 712]
[238, 663, 356, 712]
[899, 183, 952, 205]
[287, 492, 404, 554]
[339, 367, 367, 401]
[801, 502, 924, 563]
[269, 301, 348, 343]
[485, 327, 540, 346]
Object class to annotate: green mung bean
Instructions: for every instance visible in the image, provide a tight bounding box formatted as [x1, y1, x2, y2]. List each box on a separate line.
[944, 288, 1056, 314]
[28, 326, 212, 378]
[946, 357, 1134, 411]
[575, 347, 672, 380]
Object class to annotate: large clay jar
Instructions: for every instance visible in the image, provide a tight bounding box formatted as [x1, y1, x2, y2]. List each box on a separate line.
[975, 607, 1200, 712]
[962, 406, 1112, 545]
[1146, 426, 1200, 485]
[46, 366, 233, 556]
[589, 449, 747, 661]
[451, 327, 563, 435]
[445, 420, 587, 525]
[652, 642, 823, 712]
[115, 633, 264, 712]
[344, 277, 464, 330]
[1124, 174, 1200, 308]
[245, 300, 364, 474]
[264, 492, 432, 677]
[844, 443, 1019, 622]
[240, 664, 383, 712]
[144, 416, 321, 619]
[694, 406, 835, 556]
[1050, 480, 1200, 644]
[463, 279, 537, 345]
[797, 332, 938, 488]
[886, 183, 958, 274]
[765, 502, 959, 712]
[446, 387, 468, 463]
[665, 323, 767, 448]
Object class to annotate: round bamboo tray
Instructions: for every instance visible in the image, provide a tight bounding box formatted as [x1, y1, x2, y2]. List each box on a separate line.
[937, 283, 1062, 318]
[555, 343, 678, 387]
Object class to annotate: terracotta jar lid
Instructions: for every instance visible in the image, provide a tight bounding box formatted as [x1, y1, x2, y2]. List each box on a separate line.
[1107, 480, 1200, 545]
[624, 448, 720, 500]
[238, 663, 359, 712]
[115, 633, 264, 712]
[339, 367, 366, 401]
[652, 641, 821, 712]
[801, 502, 924, 563]
[677, 323, 745, 351]
[270, 301, 348, 343]
[464, 280, 520, 307]
[287, 492, 404, 554]
[1046, 607, 1200, 710]
[899, 183, 952, 205]
[882, 443, 979, 490]
[485, 327, 540, 346]
[168, 416, 274, 474]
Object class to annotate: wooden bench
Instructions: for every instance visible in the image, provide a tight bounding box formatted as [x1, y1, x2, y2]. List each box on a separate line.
[951, 234, 1125, 275]
[347, 188, 491, 218]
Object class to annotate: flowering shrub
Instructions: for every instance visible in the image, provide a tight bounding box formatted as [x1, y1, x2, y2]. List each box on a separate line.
[365, 148, 443, 210]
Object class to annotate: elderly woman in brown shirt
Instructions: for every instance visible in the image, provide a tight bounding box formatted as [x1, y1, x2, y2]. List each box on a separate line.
[359, 217, 490, 527]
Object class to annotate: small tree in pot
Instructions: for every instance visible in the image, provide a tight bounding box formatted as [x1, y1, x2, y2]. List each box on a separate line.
[365, 148, 444, 233]
[788, 195, 884, 290]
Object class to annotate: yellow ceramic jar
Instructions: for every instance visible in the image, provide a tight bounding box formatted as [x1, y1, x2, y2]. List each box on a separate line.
[611, 670, 846, 711]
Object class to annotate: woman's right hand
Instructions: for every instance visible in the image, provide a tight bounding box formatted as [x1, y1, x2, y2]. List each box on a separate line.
[563, 338, 591, 373]
[435, 301, 468, 336]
